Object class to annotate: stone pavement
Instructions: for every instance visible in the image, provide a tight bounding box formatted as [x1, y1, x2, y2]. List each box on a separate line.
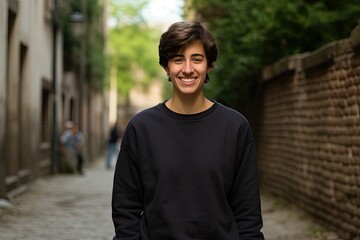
[0, 157, 341, 240]
[260, 193, 341, 240]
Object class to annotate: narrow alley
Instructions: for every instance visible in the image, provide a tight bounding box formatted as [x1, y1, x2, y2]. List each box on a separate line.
[0, 157, 340, 240]
[1, 1, 359, 239]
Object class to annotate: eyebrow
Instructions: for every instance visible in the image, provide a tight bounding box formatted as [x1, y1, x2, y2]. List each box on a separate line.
[171, 53, 205, 58]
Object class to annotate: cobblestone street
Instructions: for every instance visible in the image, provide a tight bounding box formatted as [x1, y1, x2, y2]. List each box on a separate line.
[0, 158, 114, 240]
[0, 157, 340, 240]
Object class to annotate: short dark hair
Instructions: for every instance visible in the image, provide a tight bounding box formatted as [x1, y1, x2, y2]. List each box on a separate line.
[158, 21, 218, 70]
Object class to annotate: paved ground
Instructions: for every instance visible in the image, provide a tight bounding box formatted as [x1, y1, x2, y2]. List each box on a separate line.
[0, 157, 341, 240]
[260, 192, 341, 240]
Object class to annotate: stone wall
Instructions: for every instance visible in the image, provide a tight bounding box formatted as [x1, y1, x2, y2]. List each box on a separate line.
[253, 25, 360, 239]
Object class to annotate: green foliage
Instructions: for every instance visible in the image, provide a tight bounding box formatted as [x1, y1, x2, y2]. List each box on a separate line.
[108, 0, 164, 96]
[85, 0, 108, 90]
[161, 79, 173, 100]
[87, 33, 108, 90]
[109, 0, 148, 25]
[62, 0, 108, 91]
[191, 0, 360, 110]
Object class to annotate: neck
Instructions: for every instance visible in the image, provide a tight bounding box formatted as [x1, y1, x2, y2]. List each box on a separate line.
[166, 95, 213, 114]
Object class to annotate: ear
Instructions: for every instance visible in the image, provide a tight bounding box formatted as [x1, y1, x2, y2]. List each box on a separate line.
[207, 67, 212, 73]
[164, 66, 169, 75]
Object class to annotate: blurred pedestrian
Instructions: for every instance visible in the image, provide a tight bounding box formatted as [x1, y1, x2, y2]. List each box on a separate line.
[60, 121, 74, 146]
[112, 21, 264, 239]
[61, 122, 85, 175]
[106, 122, 122, 170]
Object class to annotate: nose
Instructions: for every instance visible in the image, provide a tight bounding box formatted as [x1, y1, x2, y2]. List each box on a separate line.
[182, 60, 194, 74]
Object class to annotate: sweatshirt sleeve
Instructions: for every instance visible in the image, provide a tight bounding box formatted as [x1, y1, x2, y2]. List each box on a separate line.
[112, 124, 143, 240]
[229, 124, 265, 240]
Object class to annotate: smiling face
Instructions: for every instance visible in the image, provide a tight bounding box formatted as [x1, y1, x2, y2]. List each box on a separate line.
[165, 40, 210, 97]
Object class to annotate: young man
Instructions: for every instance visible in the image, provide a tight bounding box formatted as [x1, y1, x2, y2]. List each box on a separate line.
[112, 21, 265, 239]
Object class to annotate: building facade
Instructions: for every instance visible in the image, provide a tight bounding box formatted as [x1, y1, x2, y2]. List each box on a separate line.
[0, 0, 109, 199]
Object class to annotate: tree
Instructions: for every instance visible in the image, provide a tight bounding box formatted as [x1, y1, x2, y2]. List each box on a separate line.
[189, 0, 360, 110]
[107, 0, 164, 101]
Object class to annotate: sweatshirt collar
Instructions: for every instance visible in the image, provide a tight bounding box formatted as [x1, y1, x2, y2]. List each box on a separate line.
[158, 100, 218, 121]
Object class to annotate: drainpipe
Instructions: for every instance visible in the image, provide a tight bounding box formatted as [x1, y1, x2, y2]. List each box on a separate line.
[51, 0, 58, 174]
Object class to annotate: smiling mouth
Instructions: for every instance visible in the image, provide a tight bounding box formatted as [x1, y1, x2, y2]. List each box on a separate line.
[179, 77, 196, 83]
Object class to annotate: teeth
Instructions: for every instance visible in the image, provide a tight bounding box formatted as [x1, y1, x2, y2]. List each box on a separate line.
[181, 78, 195, 82]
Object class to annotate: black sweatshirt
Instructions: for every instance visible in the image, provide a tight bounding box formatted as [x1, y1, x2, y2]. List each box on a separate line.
[112, 100, 264, 240]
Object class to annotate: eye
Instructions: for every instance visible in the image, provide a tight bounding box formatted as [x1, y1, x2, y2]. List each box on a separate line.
[172, 57, 184, 64]
[192, 57, 203, 63]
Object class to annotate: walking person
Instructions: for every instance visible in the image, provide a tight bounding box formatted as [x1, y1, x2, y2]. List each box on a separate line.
[106, 122, 121, 169]
[112, 21, 265, 239]
[61, 122, 85, 175]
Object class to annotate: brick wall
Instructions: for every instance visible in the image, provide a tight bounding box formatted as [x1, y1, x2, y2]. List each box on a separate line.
[253, 25, 360, 239]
